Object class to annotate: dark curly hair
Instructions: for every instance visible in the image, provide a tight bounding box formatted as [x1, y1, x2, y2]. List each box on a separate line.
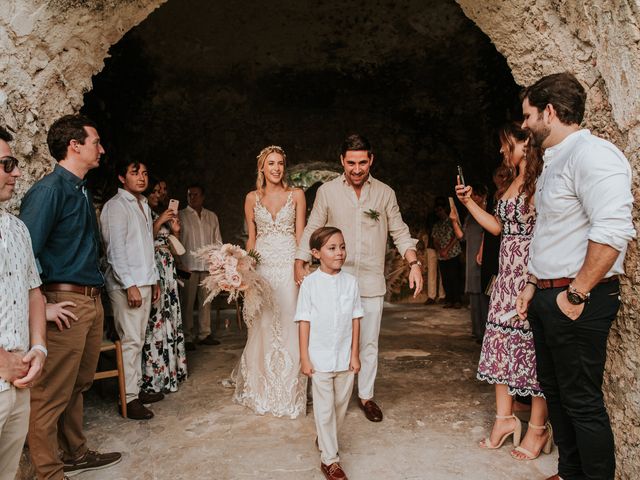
[496, 121, 543, 202]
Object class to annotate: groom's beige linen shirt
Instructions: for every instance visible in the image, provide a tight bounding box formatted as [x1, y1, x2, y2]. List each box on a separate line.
[296, 174, 417, 297]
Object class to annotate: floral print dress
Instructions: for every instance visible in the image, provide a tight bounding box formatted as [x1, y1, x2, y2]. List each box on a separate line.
[141, 212, 188, 393]
[476, 195, 543, 397]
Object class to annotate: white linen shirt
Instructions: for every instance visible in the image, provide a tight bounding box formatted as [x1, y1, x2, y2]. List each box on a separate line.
[529, 129, 636, 279]
[0, 211, 42, 391]
[100, 189, 159, 291]
[178, 206, 222, 271]
[294, 269, 364, 373]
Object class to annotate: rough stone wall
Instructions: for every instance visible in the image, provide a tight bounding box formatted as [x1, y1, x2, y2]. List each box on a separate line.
[456, 1, 640, 477]
[1, 0, 639, 477]
[0, 0, 166, 212]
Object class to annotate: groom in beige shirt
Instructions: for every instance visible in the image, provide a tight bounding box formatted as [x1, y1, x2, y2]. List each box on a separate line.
[295, 134, 422, 422]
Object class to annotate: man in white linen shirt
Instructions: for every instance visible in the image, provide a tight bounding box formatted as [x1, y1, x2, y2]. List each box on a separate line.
[178, 183, 223, 349]
[101, 160, 160, 420]
[295, 134, 423, 423]
[0, 125, 46, 479]
[516, 72, 635, 480]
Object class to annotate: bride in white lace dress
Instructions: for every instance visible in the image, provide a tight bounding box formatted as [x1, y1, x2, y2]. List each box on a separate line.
[232, 145, 308, 418]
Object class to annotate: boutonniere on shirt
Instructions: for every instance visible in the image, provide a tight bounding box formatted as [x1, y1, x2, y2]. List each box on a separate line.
[364, 209, 380, 221]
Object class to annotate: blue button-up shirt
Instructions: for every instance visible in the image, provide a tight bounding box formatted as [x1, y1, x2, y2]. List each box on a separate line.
[19, 164, 104, 286]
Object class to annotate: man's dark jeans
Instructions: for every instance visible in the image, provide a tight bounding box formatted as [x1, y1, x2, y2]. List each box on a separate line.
[438, 256, 462, 304]
[529, 281, 620, 480]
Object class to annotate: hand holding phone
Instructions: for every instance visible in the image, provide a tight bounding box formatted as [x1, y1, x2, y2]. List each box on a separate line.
[457, 165, 466, 186]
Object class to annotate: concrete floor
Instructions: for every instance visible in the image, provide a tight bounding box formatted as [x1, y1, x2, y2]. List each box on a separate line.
[79, 303, 557, 480]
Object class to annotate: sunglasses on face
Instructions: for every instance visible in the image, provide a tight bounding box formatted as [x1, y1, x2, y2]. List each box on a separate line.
[0, 156, 19, 173]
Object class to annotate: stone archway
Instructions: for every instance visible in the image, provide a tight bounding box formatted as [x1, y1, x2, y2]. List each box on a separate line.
[2, 1, 639, 477]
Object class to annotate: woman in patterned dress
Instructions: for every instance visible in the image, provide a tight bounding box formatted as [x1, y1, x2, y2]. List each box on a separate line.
[455, 122, 552, 461]
[141, 178, 188, 393]
[231, 146, 308, 418]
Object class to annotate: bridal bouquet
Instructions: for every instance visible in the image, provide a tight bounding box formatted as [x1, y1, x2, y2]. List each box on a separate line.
[195, 243, 273, 327]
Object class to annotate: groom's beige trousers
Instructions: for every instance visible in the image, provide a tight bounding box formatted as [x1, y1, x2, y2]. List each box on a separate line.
[312, 370, 354, 465]
[358, 296, 384, 400]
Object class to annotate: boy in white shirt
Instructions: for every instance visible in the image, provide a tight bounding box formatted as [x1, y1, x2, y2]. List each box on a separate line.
[295, 227, 363, 480]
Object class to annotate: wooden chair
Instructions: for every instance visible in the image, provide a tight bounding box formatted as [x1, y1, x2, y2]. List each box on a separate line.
[93, 339, 127, 418]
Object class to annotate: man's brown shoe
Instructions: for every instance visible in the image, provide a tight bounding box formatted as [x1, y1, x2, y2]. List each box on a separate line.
[359, 399, 383, 422]
[126, 399, 154, 420]
[545, 476, 562, 480]
[63, 450, 121, 476]
[321, 462, 348, 480]
[139, 391, 165, 404]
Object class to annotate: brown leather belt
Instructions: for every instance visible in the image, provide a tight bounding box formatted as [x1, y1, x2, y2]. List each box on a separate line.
[43, 283, 102, 298]
[536, 276, 618, 290]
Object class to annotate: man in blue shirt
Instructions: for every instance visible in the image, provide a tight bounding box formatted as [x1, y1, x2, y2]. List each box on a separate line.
[19, 115, 121, 480]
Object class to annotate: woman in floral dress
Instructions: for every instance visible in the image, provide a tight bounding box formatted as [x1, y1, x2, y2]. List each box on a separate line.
[141, 178, 188, 393]
[455, 122, 552, 461]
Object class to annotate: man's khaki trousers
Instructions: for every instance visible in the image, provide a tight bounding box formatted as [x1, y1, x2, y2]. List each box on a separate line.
[0, 387, 30, 480]
[426, 247, 445, 300]
[312, 370, 354, 465]
[28, 291, 103, 480]
[108, 286, 152, 402]
[180, 271, 211, 342]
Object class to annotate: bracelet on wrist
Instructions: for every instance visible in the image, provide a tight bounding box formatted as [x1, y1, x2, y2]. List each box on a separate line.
[526, 281, 537, 288]
[30, 344, 48, 357]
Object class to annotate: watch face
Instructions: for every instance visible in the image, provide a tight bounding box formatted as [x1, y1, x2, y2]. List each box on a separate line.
[567, 291, 585, 305]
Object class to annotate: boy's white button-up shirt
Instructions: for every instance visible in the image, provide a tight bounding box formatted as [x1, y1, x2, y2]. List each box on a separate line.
[294, 269, 364, 373]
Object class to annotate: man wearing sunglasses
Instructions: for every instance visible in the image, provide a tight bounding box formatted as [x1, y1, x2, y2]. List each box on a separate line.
[19, 115, 121, 480]
[0, 126, 47, 480]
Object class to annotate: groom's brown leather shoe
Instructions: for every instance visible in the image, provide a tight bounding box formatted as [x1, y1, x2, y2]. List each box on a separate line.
[545, 476, 562, 480]
[359, 399, 383, 422]
[321, 462, 348, 480]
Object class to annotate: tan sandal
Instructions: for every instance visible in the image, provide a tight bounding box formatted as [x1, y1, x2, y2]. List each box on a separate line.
[479, 414, 522, 449]
[510, 421, 553, 460]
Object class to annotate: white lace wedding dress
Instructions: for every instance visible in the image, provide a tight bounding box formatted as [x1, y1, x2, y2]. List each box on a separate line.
[231, 191, 307, 418]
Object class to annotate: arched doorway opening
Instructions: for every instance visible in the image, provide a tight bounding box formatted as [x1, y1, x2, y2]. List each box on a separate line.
[80, 0, 520, 243]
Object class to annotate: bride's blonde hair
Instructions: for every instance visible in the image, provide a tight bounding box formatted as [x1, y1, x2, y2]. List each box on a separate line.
[256, 145, 288, 193]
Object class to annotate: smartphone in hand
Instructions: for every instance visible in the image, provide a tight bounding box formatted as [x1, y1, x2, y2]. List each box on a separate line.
[457, 165, 466, 186]
[168, 199, 179, 213]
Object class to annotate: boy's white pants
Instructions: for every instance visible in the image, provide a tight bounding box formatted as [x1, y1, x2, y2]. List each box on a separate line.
[312, 370, 354, 465]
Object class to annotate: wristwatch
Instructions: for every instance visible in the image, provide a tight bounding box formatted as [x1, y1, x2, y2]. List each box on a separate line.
[566, 284, 590, 305]
[409, 260, 423, 268]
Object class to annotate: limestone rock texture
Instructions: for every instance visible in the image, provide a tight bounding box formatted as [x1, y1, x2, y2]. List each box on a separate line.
[1, 0, 639, 478]
[457, 1, 640, 477]
[0, 0, 166, 212]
